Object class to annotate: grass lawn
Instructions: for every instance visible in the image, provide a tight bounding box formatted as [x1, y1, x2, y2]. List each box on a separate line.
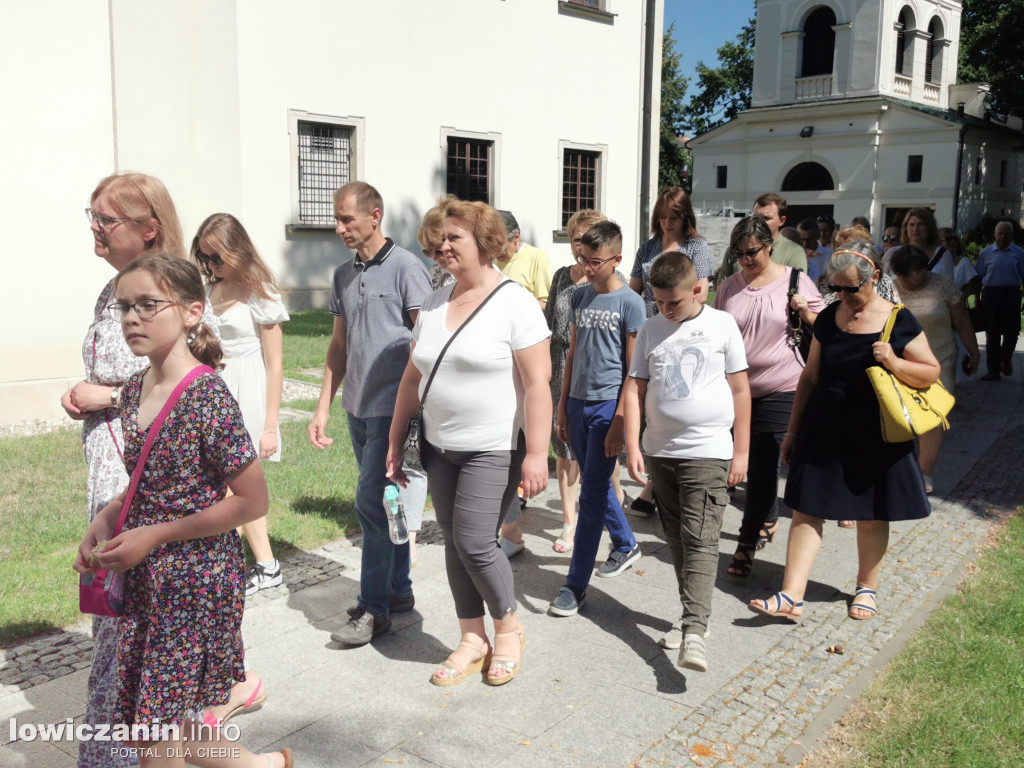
[805, 511, 1024, 768]
[282, 309, 334, 382]
[0, 398, 358, 647]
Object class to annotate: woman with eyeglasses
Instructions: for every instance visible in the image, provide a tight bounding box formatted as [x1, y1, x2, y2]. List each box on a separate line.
[750, 240, 939, 623]
[713, 216, 825, 577]
[64, 173, 189, 768]
[192, 214, 289, 609]
[545, 209, 630, 553]
[889, 245, 979, 491]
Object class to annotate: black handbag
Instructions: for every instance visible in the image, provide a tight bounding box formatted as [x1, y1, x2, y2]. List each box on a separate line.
[403, 280, 512, 469]
[787, 268, 812, 363]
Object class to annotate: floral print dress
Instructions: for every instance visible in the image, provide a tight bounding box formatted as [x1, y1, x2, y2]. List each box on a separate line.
[115, 370, 256, 728]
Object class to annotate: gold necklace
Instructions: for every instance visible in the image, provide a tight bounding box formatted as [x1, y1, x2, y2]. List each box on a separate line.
[453, 275, 499, 307]
[454, 292, 484, 307]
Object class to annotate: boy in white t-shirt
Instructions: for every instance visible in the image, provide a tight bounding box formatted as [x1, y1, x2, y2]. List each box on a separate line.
[622, 252, 751, 672]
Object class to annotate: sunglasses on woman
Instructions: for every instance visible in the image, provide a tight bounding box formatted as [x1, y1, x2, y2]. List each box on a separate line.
[196, 250, 225, 266]
[827, 276, 870, 294]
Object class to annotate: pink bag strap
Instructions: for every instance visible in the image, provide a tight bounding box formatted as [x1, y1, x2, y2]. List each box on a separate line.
[110, 365, 214, 538]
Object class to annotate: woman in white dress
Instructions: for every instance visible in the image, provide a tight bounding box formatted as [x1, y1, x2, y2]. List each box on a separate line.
[193, 214, 290, 599]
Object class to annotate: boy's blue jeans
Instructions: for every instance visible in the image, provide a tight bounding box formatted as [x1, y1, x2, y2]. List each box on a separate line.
[565, 397, 637, 593]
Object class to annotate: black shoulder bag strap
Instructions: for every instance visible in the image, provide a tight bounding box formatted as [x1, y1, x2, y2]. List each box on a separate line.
[926, 246, 947, 272]
[420, 279, 513, 407]
[787, 267, 811, 363]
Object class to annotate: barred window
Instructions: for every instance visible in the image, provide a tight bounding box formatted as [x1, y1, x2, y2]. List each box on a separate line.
[297, 121, 351, 226]
[561, 149, 599, 228]
[446, 137, 491, 203]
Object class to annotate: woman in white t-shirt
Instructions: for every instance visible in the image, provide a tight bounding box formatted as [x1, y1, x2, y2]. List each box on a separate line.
[387, 200, 551, 688]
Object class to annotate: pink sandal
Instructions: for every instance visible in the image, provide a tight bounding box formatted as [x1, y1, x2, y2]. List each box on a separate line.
[203, 677, 267, 727]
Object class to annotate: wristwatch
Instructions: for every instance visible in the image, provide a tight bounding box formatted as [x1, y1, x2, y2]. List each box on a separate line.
[110, 388, 120, 407]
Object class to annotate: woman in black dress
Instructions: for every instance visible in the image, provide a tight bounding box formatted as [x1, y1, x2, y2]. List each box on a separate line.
[750, 240, 940, 622]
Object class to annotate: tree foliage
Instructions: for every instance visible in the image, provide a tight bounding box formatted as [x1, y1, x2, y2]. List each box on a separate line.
[958, 0, 1024, 118]
[683, 17, 756, 136]
[659, 24, 691, 189]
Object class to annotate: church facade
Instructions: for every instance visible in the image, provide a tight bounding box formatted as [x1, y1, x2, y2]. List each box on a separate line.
[689, 0, 1022, 234]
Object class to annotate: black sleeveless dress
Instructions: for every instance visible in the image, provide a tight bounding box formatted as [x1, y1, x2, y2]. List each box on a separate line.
[784, 304, 931, 521]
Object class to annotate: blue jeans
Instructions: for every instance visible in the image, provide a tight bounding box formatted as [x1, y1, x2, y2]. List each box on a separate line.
[347, 413, 412, 617]
[566, 397, 637, 592]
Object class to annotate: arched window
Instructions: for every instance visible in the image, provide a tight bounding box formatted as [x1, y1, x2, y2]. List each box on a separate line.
[801, 6, 837, 77]
[925, 17, 943, 83]
[895, 7, 914, 76]
[782, 162, 835, 192]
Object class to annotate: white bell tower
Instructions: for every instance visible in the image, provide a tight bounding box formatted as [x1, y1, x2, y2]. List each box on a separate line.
[750, 0, 962, 110]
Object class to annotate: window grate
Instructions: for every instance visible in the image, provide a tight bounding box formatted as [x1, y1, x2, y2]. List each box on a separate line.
[446, 138, 491, 203]
[561, 150, 598, 228]
[298, 121, 351, 226]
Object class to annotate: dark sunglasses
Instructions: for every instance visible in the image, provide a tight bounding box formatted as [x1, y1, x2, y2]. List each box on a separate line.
[827, 276, 870, 294]
[882, 234, 899, 243]
[732, 245, 765, 260]
[196, 250, 224, 266]
[817, 215, 835, 225]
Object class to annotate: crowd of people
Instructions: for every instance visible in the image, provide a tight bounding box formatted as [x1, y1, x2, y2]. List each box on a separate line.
[65, 171, 1022, 767]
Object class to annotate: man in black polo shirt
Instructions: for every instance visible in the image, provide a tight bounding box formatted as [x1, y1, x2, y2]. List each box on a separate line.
[310, 181, 432, 645]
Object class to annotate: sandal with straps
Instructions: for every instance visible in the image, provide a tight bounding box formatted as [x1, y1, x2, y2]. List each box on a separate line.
[749, 591, 804, 623]
[756, 520, 780, 551]
[848, 585, 879, 620]
[486, 624, 526, 686]
[430, 638, 492, 687]
[727, 543, 757, 578]
[263, 748, 294, 768]
[553, 523, 576, 553]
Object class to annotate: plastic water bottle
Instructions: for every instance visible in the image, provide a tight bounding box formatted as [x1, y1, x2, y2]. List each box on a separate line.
[383, 485, 409, 544]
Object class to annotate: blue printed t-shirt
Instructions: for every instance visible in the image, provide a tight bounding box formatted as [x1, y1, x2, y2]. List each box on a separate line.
[568, 284, 646, 401]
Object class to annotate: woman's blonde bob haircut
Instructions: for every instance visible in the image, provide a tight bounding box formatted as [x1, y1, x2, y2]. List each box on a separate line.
[418, 195, 457, 250]
[565, 208, 607, 238]
[444, 200, 507, 262]
[91, 172, 185, 259]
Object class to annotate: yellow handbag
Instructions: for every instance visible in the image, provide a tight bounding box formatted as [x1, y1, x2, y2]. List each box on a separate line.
[866, 305, 955, 443]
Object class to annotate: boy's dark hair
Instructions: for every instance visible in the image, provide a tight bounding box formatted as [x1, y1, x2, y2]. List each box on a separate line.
[649, 251, 696, 290]
[580, 220, 622, 252]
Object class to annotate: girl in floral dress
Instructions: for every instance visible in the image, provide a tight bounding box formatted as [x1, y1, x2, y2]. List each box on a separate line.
[64, 173, 187, 768]
[74, 252, 294, 768]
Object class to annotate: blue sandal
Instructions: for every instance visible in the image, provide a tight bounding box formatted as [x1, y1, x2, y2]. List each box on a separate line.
[849, 586, 878, 620]
[749, 591, 803, 623]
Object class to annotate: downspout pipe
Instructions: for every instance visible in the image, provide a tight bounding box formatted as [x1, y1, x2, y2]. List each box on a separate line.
[639, 0, 656, 234]
[952, 124, 967, 231]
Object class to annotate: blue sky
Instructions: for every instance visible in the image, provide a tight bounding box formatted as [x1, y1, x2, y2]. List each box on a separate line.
[663, 0, 756, 99]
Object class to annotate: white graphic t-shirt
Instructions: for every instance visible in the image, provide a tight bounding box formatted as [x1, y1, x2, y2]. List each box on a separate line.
[629, 306, 747, 460]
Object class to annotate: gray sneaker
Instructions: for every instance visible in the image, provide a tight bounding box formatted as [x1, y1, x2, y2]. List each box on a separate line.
[549, 586, 586, 617]
[679, 633, 708, 672]
[596, 544, 641, 578]
[331, 608, 391, 646]
[659, 621, 710, 649]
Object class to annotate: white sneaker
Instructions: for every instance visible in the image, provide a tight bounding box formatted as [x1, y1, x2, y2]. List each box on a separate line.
[659, 622, 710, 650]
[245, 561, 282, 597]
[679, 633, 708, 672]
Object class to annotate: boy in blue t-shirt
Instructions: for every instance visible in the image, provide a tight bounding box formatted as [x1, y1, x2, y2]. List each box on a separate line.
[622, 252, 750, 672]
[549, 221, 646, 617]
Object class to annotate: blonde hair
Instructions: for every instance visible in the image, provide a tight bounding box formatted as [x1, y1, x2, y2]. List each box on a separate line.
[114, 252, 223, 370]
[566, 209, 607, 237]
[91, 173, 185, 259]
[418, 195, 457, 250]
[191, 213, 279, 300]
[445, 200, 507, 262]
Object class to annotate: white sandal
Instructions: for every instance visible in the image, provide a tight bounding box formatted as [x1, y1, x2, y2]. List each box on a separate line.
[553, 524, 576, 553]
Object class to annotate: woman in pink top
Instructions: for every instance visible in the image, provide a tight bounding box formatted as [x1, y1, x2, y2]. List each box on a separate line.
[713, 216, 824, 577]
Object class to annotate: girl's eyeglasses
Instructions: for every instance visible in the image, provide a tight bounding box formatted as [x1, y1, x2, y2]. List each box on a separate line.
[107, 299, 175, 320]
[827, 276, 870, 294]
[196, 251, 225, 266]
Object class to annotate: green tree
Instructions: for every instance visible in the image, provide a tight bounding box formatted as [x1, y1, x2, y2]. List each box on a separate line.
[683, 17, 756, 136]
[659, 23, 691, 189]
[958, 0, 1024, 118]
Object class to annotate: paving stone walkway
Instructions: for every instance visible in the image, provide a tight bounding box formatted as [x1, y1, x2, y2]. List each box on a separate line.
[1, 362, 1021, 768]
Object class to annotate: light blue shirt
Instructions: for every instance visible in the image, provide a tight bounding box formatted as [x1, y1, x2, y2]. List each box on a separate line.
[976, 242, 1024, 287]
[568, 284, 646, 401]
